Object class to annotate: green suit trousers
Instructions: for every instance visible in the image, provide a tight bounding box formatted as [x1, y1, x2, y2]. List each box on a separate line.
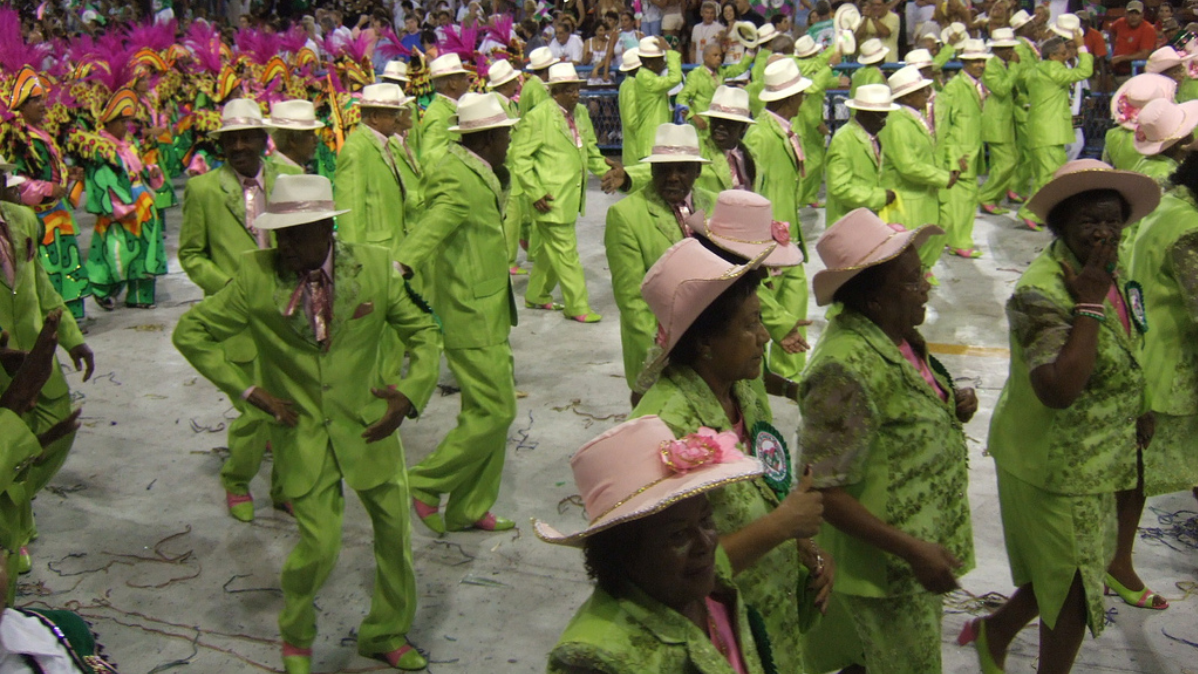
[978, 142, 1017, 207]
[219, 355, 282, 502]
[766, 267, 809, 379]
[940, 173, 980, 251]
[408, 343, 517, 529]
[279, 447, 416, 656]
[526, 220, 593, 316]
[1017, 145, 1067, 224]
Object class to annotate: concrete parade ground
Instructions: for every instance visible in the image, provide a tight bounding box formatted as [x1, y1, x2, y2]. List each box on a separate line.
[18, 176, 1198, 673]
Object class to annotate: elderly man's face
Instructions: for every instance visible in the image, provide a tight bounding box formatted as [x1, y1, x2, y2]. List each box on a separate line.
[555, 24, 570, 44]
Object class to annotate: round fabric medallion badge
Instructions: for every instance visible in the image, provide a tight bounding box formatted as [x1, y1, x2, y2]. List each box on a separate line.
[751, 421, 793, 499]
[1126, 281, 1148, 334]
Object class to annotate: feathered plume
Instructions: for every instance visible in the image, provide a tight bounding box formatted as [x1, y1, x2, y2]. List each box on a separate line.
[439, 25, 480, 60]
[373, 26, 412, 61]
[278, 25, 309, 56]
[485, 15, 514, 46]
[0, 8, 51, 73]
[88, 32, 137, 95]
[235, 27, 285, 67]
[325, 30, 373, 65]
[184, 20, 224, 75]
[124, 19, 177, 54]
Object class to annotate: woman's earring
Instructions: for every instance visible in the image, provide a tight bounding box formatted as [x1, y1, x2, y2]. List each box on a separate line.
[703, 350, 714, 361]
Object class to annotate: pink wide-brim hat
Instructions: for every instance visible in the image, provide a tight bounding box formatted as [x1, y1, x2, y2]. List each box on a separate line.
[1145, 46, 1195, 74]
[1133, 98, 1198, 154]
[533, 416, 764, 547]
[642, 237, 774, 358]
[1111, 73, 1178, 130]
[812, 208, 943, 306]
[1025, 159, 1161, 225]
[690, 190, 803, 268]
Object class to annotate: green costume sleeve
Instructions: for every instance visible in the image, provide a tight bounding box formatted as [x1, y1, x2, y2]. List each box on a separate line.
[721, 51, 755, 79]
[749, 49, 772, 81]
[582, 113, 612, 178]
[395, 162, 468, 274]
[605, 204, 659, 387]
[1044, 52, 1093, 85]
[622, 163, 652, 192]
[757, 274, 802, 343]
[172, 271, 255, 399]
[982, 57, 1015, 97]
[178, 180, 232, 295]
[933, 44, 956, 70]
[882, 116, 951, 188]
[0, 410, 40, 494]
[331, 138, 368, 243]
[636, 50, 684, 93]
[798, 359, 877, 488]
[675, 68, 703, 119]
[83, 163, 129, 216]
[509, 105, 547, 200]
[9, 207, 86, 351]
[384, 264, 441, 414]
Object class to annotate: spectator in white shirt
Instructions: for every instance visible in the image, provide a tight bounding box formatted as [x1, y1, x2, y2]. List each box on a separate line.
[548, 20, 585, 64]
[691, 1, 724, 63]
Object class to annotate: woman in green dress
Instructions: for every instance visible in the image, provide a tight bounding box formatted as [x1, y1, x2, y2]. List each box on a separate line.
[964, 159, 1161, 674]
[632, 229, 831, 674]
[535, 415, 776, 674]
[798, 208, 977, 674]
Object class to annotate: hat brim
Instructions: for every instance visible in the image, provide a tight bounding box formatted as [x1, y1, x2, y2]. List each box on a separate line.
[812, 224, 944, 306]
[533, 456, 764, 547]
[890, 78, 934, 99]
[271, 120, 325, 130]
[759, 77, 813, 102]
[488, 73, 521, 87]
[547, 77, 586, 85]
[640, 153, 712, 164]
[254, 208, 350, 231]
[431, 68, 470, 78]
[6, 175, 26, 188]
[858, 48, 889, 65]
[988, 39, 1020, 47]
[695, 227, 805, 268]
[619, 62, 642, 71]
[845, 100, 900, 111]
[1010, 17, 1031, 28]
[1050, 25, 1077, 38]
[211, 123, 276, 136]
[959, 52, 994, 60]
[1024, 168, 1161, 225]
[1133, 102, 1198, 154]
[381, 75, 411, 83]
[697, 109, 756, 124]
[448, 117, 520, 133]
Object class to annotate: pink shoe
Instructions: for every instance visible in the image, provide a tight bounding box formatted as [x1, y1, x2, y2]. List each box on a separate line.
[1022, 218, 1043, 232]
[951, 247, 982, 259]
[375, 643, 428, 670]
[469, 512, 516, 531]
[413, 499, 446, 534]
[226, 491, 254, 522]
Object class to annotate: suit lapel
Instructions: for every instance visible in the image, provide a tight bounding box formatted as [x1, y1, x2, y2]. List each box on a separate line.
[766, 113, 798, 169]
[450, 144, 502, 209]
[219, 165, 256, 244]
[645, 190, 684, 244]
[367, 131, 402, 185]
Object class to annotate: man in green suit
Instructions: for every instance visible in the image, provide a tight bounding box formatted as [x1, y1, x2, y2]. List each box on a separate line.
[419, 53, 471, 163]
[520, 47, 554, 117]
[174, 174, 440, 674]
[1015, 33, 1093, 229]
[606, 123, 714, 399]
[795, 37, 843, 207]
[487, 59, 530, 276]
[179, 101, 302, 521]
[695, 85, 758, 194]
[825, 83, 896, 225]
[743, 58, 813, 379]
[1010, 9, 1041, 202]
[879, 66, 962, 273]
[935, 39, 991, 259]
[675, 43, 753, 131]
[334, 83, 410, 264]
[626, 37, 683, 163]
[511, 64, 625, 323]
[395, 93, 521, 535]
[268, 100, 325, 176]
[849, 39, 888, 97]
[978, 29, 1021, 215]
[618, 49, 643, 167]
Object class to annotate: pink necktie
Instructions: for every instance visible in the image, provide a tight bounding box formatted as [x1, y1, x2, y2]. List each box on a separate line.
[0, 219, 16, 289]
[243, 177, 270, 249]
[285, 269, 334, 348]
[564, 111, 582, 148]
[727, 149, 746, 189]
[785, 128, 806, 178]
[672, 202, 693, 237]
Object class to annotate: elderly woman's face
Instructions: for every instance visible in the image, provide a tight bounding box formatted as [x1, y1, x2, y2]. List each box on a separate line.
[876, 247, 931, 330]
[703, 291, 769, 382]
[623, 495, 719, 611]
[1060, 194, 1124, 266]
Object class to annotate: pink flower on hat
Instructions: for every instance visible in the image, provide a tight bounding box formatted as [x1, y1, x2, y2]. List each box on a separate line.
[771, 220, 791, 246]
[887, 222, 908, 233]
[655, 323, 669, 348]
[1116, 96, 1140, 126]
[660, 427, 746, 473]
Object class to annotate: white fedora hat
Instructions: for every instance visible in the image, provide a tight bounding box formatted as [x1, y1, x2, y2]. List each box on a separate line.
[732, 21, 759, 48]
[1050, 13, 1081, 39]
[988, 27, 1020, 48]
[905, 48, 933, 68]
[269, 100, 325, 130]
[640, 123, 711, 164]
[429, 53, 469, 78]
[940, 21, 967, 45]
[619, 48, 642, 71]
[486, 59, 521, 88]
[753, 22, 777, 47]
[526, 46, 556, 71]
[698, 85, 755, 124]
[838, 29, 857, 55]
[888, 64, 933, 99]
[547, 62, 585, 85]
[212, 98, 274, 135]
[254, 174, 349, 231]
[359, 83, 410, 109]
[834, 3, 861, 31]
[845, 83, 899, 112]
[857, 38, 889, 64]
[795, 35, 820, 58]
[1009, 9, 1032, 29]
[448, 92, 520, 133]
[958, 38, 993, 60]
[638, 35, 666, 58]
[381, 60, 409, 82]
[759, 58, 812, 102]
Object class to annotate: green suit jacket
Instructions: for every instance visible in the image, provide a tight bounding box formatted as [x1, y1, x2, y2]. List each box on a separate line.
[334, 125, 408, 261]
[935, 71, 984, 176]
[396, 143, 517, 349]
[419, 94, 461, 163]
[1103, 126, 1138, 170]
[518, 75, 549, 117]
[797, 54, 838, 132]
[849, 65, 885, 97]
[696, 137, 756, 194]
[629, 51, 684, 162]
[0, 408, 39, 552]
[1011, 39, 1039, 125]
[743, 111, 807, 255]
[879, 106, 951, 229]
[825, 119, 887, 225]
[172, 242, 441, 499]
[1024, 53, 1093, 148]
[981, 56, 1017, 144]
[619, 77, 641, 166]
[179, 162, 301, 296]
[0, 202, 86, 402]
[675, 65, 722, 121]
[510, 100, 610, 223]
[390, 133, 424, 233]
[605, 186, 715, 388]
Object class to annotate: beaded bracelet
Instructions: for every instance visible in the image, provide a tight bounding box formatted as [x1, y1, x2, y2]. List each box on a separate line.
[1075, 303, 1105, 312]
[1073, 309, 1106, 322]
